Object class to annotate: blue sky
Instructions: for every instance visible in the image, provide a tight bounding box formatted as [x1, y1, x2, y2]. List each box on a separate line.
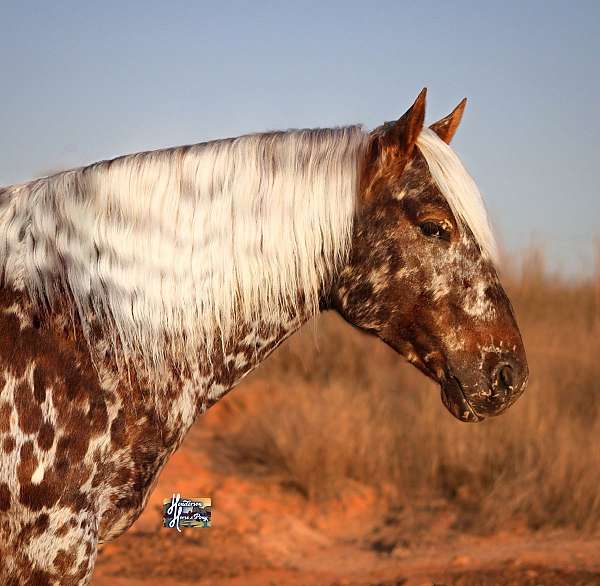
[1, 1, 598, 274]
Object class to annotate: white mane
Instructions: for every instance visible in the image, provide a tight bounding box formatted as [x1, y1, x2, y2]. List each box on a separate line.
[0, 128, 366, 371]
[0, 123, 496, 376]
[416, 127, 498, 264]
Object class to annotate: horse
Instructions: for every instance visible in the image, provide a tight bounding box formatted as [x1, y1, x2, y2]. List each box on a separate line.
[0, 89, 527, 584]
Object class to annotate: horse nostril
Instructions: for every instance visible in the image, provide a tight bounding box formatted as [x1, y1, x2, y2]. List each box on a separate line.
[496, 364, 514, 391]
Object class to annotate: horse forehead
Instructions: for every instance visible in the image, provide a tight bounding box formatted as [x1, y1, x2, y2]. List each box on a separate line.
[393, 172, 453, 225]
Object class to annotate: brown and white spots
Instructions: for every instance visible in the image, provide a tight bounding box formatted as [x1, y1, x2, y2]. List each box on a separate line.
[395, 265, 418, 282]
[462, 278, 494, 319]
[3, 301, 36, 331]
[368, 266, 391, 295]
[230, 351, 249, 371]
[430, 270, 451, 302]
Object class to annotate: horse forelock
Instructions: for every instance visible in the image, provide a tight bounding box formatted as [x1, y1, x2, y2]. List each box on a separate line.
[415, 127, 498, 265]
[0, 128, 367, 377]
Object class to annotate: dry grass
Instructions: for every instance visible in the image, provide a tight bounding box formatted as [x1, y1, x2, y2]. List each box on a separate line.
[220, 249, 600, 533]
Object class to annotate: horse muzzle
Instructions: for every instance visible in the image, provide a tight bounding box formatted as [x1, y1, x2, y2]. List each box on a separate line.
[441, 354, 529, 423]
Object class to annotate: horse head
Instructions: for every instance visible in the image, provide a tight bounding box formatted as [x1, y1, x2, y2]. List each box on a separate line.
[332, 89, 528, 422]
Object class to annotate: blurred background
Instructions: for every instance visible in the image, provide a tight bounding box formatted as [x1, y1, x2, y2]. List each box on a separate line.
[1, 1, 599, 584]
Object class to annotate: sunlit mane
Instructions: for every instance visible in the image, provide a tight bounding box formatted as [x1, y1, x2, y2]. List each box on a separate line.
[0, 128, 367, 373]
[416, 127, 498, 264]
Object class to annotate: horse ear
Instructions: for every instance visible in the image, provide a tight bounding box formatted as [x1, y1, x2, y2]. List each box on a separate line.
[365, 88, 427, 173]
[379, 87, 427, 155]
[429, 98, 467, 144]
[361, 89, 427, 198]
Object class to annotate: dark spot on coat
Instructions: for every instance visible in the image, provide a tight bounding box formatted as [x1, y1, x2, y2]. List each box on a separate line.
[33, 367, 48, 403]
[0, 482, 11, 511]
[88, 396, 108, 435]
[14, 382, 42, 434]
[346, 282, 374, 308]
[34, 513, 50, 533]
[19, 472, 61, 511]
[0, 312, 23, 377]
[17, 512, 50, 541]
[53, 549, 76, 573]
[27, 569, 52, 586]
[61, 489, 89, 512]
[110, 409, 126, 447]
[57, 399, 90, 453]
[17, 441, 37, 484]
[55, 521, 70, 537]
[2, 435, 15, 453]
[37, 421, 55, 451]
[0, 401, 11, 433]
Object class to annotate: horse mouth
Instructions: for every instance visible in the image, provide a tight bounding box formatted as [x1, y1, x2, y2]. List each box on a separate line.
[440, 376, 482, 423]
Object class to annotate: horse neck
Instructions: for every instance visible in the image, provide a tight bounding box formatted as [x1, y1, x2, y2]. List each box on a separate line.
[0, 282, 315, 461]
[0, 136, 359, 443]
[81, 307, 313, 453]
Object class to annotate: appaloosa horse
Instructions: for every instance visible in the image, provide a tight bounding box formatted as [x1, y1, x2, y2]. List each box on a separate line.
[0, 89, 527, 584]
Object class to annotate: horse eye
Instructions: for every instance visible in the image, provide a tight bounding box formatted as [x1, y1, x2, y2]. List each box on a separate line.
[419, 221, 449, 241]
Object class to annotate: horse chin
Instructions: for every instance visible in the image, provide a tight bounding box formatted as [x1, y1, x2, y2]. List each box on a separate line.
[440, 377, 482, 423]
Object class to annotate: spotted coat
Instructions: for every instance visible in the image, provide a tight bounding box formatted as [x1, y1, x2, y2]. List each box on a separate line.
[0, 287, 306, 584]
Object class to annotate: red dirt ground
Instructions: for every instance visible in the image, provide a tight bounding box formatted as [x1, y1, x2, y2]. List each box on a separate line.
[91, 391, 600, 586]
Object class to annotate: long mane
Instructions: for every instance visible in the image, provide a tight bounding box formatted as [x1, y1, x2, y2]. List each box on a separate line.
[0, 128, 367, 371]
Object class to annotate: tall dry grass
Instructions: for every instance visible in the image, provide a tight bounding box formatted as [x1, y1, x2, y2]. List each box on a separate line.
[219, 249, 600, 533]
